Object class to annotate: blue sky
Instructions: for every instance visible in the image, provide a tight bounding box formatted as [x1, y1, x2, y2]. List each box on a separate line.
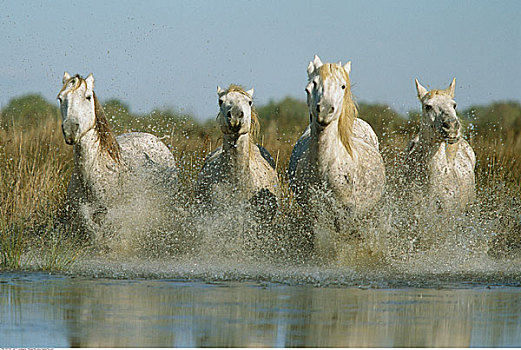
[0, 0, 519, 120]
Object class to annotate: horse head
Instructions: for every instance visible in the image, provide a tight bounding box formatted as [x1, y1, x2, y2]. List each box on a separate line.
[57, 72, 120, 162]
[415, 78, 461, 144]
[57, 72, 96, 145]
[305, 55, 357, 155]
[216, 85, 258, 140]
[305, 55, 352, 127]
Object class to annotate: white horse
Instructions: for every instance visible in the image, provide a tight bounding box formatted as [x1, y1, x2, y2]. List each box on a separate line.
[288, 55, 386, 217]
[196, 85, 280, 216]
[57, 72, 178, 242]
[403, 78, 476, 211]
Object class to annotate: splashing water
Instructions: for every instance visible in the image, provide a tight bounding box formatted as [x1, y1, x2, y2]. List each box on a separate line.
[44, 160, 521, 289]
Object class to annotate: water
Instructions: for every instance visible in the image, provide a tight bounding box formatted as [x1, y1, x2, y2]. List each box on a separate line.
[2, 265, 521, 347]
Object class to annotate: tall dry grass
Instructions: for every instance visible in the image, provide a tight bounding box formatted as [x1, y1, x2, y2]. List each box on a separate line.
[0, 117, 75, 269]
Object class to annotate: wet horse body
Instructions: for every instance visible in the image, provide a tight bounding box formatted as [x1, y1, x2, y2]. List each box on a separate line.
[196, 85, 280, 212]
[58, 73, 178, 240]
[404, 79, 476, 210]
[289, 56, 385, 216]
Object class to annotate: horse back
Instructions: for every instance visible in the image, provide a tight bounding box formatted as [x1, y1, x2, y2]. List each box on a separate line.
[116, 132, 176, 169]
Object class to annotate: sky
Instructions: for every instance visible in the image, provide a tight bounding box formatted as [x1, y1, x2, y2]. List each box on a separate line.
[0, 0, 519, 120]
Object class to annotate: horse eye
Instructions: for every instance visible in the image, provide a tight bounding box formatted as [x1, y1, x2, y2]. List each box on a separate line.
[219, 99, 223, 106]
[425, 104, 433, 111]
[453, 103, 457, 109]
[248, 100, 252, 106]
[86, 95, 92, 101]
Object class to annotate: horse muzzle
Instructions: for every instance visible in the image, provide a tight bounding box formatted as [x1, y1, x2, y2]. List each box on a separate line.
[62, 122, 79, 145]
[439, 119, 461, 144]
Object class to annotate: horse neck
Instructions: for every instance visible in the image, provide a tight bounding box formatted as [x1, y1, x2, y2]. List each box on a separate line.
[222, 133, 251, 175]
[73, 127, 119, 189]
[309, 118, 346, 170]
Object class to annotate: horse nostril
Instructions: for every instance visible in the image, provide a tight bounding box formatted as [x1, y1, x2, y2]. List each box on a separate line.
[316, 104, 321, 113]
[442, 121, 451, 130]
[329, 106, 335, 113]
[238, 111, 244, 118]
[227, 111, 231, 119]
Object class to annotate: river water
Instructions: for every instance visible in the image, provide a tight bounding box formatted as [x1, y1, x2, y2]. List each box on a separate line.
[2, 258, 521, 347]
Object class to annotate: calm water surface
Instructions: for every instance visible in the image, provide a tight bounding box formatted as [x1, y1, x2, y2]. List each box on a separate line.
[2, 270, 521, 347]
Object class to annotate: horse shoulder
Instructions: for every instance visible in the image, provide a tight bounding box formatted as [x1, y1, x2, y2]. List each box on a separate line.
[256, 144, 276, 169]
[288, 126, 311, 182]
[250, 145, 280, 193]
[458, 139, 476, 169]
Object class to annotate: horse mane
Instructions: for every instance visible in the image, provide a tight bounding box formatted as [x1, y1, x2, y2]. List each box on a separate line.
[222, 84, 260, 144]
[93, 92, 121, 163]
[318, 64, 358, 156]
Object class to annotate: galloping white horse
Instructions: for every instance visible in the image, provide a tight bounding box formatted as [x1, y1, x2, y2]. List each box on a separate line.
[196, 85, 280, 214]
[288, 55, 386, 216]
[57, 72, 178, 241]
[404, 78, 476, 210]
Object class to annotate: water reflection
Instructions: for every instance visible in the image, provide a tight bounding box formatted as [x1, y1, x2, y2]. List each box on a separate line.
[1, 273, 521, 347]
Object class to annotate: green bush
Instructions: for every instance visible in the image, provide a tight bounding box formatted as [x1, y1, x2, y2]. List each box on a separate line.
[1, 94, 59, 131]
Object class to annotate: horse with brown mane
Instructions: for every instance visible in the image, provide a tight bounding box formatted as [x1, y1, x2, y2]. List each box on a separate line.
[57, 72, 179, 244]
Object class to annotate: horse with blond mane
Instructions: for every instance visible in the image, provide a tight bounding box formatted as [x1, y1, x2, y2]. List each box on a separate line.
[196, 85, 280, 215]
[288, 55, 386, 218]
[403, 78, 475, 211]
[57, 72, 178, 242]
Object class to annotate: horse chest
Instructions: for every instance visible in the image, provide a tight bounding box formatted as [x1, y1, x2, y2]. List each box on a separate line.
[302, 155, 354, 206]
[427, 144, 473, 202]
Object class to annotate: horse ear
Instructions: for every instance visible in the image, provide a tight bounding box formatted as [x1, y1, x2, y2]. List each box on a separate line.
[246, 88, 254, 98]
[307, 61, 315, 76]
[63, 72, 71, 84]
[85, 73, 95, 93]
[447, 78, 456, 98]
[217, 85, 225, 96]
[313, 55, 323, 69]
[344, 61, 351, 75]
[415, 79, 428, 100]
